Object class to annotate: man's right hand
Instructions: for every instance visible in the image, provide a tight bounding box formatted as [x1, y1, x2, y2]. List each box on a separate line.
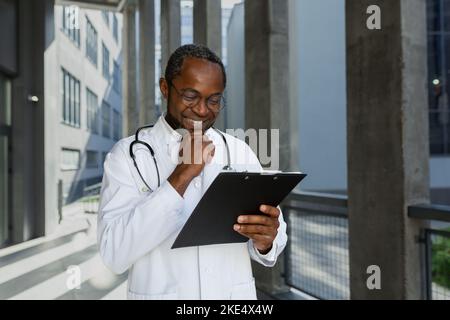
[168, 131, 215, 196]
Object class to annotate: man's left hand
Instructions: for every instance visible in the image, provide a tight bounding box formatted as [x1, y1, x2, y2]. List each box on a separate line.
[234, 205, 280, 254]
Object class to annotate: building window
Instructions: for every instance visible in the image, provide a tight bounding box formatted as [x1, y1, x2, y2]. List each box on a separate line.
[86, 88, 98, 134]
[102, 43, 110, 80]
[62, 6, 80, 47]
[62, 68, 80, 128]
[86, 150, 98, 168]
[427, 0, 450, 155]
[113, 109, 122, 141]
[113, 61, 121, 94]
[61, 148, 80, 171]
[102, 10, 110, 27]
[86, 18, 98, 67]
[113, 14, 118, 43]
[102, 101, 111, 138]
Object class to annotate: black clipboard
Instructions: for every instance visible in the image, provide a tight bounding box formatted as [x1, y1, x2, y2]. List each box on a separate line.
[171, 171, 307, 249]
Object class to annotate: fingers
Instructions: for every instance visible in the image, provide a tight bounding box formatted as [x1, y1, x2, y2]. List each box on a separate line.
[239, 233, 272, 242]
[234, 209, 279, 253]
[237, 215, 280, 228]
[234, 228, 276, 253]
[259, 205, 280, 218]
[233, 224, 277, 237]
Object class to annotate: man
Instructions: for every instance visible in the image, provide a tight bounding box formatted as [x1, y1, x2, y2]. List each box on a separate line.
[98, 44, 287, 300]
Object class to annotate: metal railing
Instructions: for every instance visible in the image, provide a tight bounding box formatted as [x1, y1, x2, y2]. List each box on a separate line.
[408, 204, 450, 300]
[281, 191, 350, 300]
[82, 183, 102, 213]
[281, 191, 450, 300]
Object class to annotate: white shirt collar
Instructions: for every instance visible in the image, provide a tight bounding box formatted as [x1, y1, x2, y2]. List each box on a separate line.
[160, 113, 183, 143]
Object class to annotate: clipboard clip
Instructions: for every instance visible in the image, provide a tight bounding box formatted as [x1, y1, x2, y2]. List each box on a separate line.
[221, 164, 235, 172]
[260, 170, 282, 175]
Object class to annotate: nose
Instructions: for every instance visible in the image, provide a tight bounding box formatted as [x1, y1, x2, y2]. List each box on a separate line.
[191, 98, 210, 117]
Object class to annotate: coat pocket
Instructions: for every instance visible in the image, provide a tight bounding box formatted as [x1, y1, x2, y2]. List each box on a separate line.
[230, 278, 257, 300]
[128, 290, 178, 300]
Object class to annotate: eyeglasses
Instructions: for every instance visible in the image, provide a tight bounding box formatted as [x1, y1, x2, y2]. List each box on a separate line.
[169, 82, 226, 113]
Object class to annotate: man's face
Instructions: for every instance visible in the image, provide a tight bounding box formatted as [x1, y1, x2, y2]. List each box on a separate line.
[160, 57, 225, 132]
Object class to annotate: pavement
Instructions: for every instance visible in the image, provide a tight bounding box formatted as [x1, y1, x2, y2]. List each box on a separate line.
[0, 201, 127, 300]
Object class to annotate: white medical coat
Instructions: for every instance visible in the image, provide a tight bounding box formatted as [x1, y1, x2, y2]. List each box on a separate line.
[97, 115, 287, 300]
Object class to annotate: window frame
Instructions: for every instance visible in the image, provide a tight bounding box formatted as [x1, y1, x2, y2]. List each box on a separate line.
[62, 6, 80, 48]
[86, 150, 99, 169]
[86, 17, 98, 67]
[61, 68, 81, 128]
[102, 101, 111, 139]
[102, 42, 110, 81]
[61, 148, 80, 171]
[86, 87, 99, 134]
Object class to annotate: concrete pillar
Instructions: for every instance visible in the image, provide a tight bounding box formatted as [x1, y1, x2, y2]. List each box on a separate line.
[11, 0, 54, 243]
[193, 0, 221, 56]
[43, 0, 58, 236]
[122, 4, 138, 136]
[245, 0, 293, 295]
[346, 0, 430, 299]
[160, 0, 180, 76]
[193, 0, 225, 130]
[138, 0, 157, 125]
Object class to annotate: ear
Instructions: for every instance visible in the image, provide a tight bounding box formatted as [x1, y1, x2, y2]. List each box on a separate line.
[159, 78, 169, 100]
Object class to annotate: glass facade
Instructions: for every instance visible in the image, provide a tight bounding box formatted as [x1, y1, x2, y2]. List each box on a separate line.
[427, 0, 450, 155]
[0, 74, 11, 247]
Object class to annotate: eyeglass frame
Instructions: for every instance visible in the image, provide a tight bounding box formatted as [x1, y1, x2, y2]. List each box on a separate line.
[168, 81, 226, 113]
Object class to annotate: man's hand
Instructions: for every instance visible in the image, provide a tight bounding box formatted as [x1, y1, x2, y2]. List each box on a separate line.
[233, 205, 280, 254]
[168, 131, 215, 196]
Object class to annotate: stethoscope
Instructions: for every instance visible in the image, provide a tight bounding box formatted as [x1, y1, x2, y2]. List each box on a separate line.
[129, 124, 233, 192]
